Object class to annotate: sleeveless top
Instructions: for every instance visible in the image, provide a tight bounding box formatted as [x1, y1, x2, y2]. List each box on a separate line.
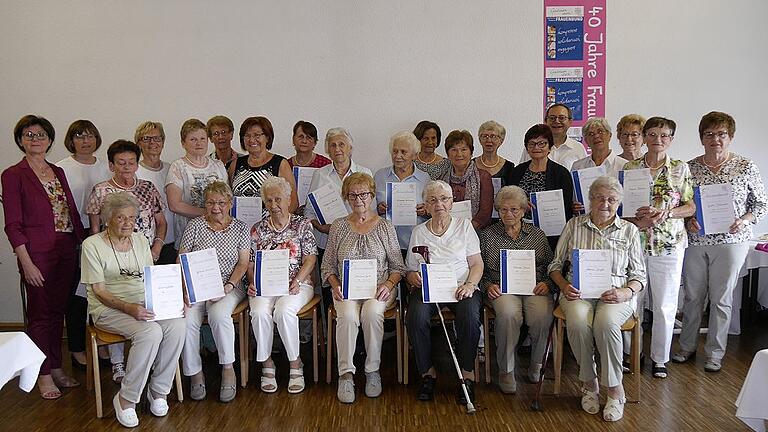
[231, 154, 284, 197]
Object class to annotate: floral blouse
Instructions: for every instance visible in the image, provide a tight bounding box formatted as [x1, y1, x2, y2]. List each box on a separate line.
[687, 153, 767, 246]
[250, 214, 317, 281]
[43, 177, 74, 233]
[623, 156, 693, 256]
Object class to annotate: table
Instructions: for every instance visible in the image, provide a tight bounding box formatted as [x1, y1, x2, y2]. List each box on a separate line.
[736, 349, 768, 432]
[0, 332, 45, 392]
[732, 241, 768, 334]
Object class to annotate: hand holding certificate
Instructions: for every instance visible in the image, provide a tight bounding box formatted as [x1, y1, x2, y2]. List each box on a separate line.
[342, 259, 378, 300]
[572, 249, 611, 299]
[531, 189, 566, 236]
[420, 263, 458, 303]
[232, 196, 262, 229]
[451, 200, 472, 221]
[293, 166, 318, 206]
[693, 183, 735, 235]
[180, 248, 225, 304]
[253, 249, 290, 296]
[144, 264, 185, 321]
[618, 169, 651, 217]
[386, 182, 418, 226]
[307, 183, 349, 225]
[500, 249, 537, 295]
[572, 166, 607, 214]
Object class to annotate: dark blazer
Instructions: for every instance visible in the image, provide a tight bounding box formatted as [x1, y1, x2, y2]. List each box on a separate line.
[503, 158, 575, 226]
[2, 158, 86, 255]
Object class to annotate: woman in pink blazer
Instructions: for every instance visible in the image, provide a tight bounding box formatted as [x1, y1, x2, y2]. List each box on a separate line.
[2, 115, 86, 399]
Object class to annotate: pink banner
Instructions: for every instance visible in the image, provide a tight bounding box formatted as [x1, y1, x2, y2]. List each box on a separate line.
[543, 0, 606, 138]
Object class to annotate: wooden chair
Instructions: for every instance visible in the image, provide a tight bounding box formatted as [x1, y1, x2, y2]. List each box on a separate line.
[552, 305, 641, 402]
[85, 325, 183, 419]
[482, 305, 495, 384]
[326, 302, 402, 384]
[403, 307, 481, 385]
[297, 294, 324, 383]
[202, 299, 250, 388]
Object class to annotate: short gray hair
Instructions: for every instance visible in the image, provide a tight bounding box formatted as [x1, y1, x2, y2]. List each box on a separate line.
[261, 176, 292, 199]
[389, 131, 421, 154]
[589, 176, 623, 201]
[494, 185, 528, 210]
[423, 180, 453, 201]
[324, 127, 353, 154]
[479, 120, 506, 140]
[583, 117, 612, 137]
[101, 192, 139, 226]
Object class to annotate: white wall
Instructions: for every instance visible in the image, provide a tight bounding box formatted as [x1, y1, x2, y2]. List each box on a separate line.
[0, 0, 766, 322]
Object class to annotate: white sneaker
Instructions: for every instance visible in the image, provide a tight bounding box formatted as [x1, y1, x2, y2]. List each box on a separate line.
[365, 371, 382, 398]
[146, 390, 169, 417]
[337, 377, 355, 403]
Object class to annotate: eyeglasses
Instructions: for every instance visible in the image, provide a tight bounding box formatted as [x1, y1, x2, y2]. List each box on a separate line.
[703, 131, 729, 140]
[546, 115, 571, 122]
[244, 132, 266, 141]
[114, 215, 137, 224]
[294, 134, 315, 142]
[619, 132, 642, 139]
[347, 192, 372, 201]
[119, 268, 144, 278]
[425, 196, 453, 205]
[74, 132, 96, 140]
[205, 200, 230, 207]
[139, 136, 164, 143]
[591, 195, 620, 205]
[526, 140, 549, 149]
[497, 207, 524, 215]
[22, 131, 49, 142]
[479, 133, 500, 141]
[211, 130, 231, 138]
[645, 132, 673, 141]
[586, 130, 607, 138]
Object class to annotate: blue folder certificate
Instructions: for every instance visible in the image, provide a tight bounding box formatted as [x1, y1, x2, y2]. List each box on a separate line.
[386, 182, 418, 226]
[693, 183, 734, 235]
[342, 259, 378, 300]
[531, 189, 566, 236]
[572, 249, 611, 299]
[572, 165, 606, 214]
[500, 249, 536, 295]
[307, 183, 349, 225]
[618, 169, 651, 217]
[253, 249, 290, 297]
[180, 248, 225, 304]
[293, 166, 318, 206]
[232, 196, 262, 229]
[420, 263, 458, 304]
[144, 264, 184, 321]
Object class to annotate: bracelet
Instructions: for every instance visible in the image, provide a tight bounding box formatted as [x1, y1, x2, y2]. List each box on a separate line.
[224, 281, 235, 291]
[153, 237, 164, 244]
[626, 285, 637, 298]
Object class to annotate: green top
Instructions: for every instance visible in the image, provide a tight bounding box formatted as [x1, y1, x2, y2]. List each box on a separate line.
[81, 232, 153, 321]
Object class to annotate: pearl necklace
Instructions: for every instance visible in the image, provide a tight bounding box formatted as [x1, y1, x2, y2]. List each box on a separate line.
[477, 154, 501, 168]
[111, 175, 137, 190]
[268, 216, 290, 233]
[184, 156, 208, 169]
[417, 152, 437, 164]
[701, 152, 730, 170]
[644, 154, 665, 170]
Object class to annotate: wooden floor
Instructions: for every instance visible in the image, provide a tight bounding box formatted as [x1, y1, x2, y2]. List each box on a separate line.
[2, 315, 766, 432]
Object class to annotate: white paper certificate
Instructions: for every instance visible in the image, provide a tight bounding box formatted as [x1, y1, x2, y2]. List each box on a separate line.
[531, 190, 566, 236]
[572, 249, 611, 299]
[618, 169, 651, 217]
[420, 263, 458, 303]
[144, 264, 184, 321]
[694, 183, 735, 235]
[342, 259, 378, 300]
[293, 166, 318, 206]
[500, 249, 537, 295]
[180, 248, 225, 304]
[253, 249, 290, 296]
[232, 196, 262, 229]
[386, 182, 418, 226]
[572, 165, 607, 213]
[491, 178, 503, 218]
[451, 200, 472, 221]
[307, 183, 349, 225]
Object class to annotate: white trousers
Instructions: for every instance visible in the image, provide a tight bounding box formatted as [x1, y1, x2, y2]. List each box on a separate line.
[491, 294, 553, 374]
[646, 249, 685, 364]
[333, 295, 395, 376]
[249, 283, 314, 362]
[182, 289, 246, 376]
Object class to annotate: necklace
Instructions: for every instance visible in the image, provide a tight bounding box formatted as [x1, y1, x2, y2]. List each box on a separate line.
[139, 160, 163, 171]
[477, 154, 501, 168]
[29, 161, 53, 180]
[111, 175, 137, 190]
[701, 153, 730, 170]
[293, 153, 314, 167]
[268, 216, 290, 233]
[106, 231, 142, 278]
[184, 156, 207, 169]
[417, 152, 437, 164]
[644, 154, 665, 170]
[427, 217, 451, 236]
[206, 216, 232, 232]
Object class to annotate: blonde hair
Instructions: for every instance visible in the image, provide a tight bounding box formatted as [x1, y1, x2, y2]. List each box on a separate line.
[203, 181, 233, 201]
[341, 172, 375, 201]
[134, 121, 165, 144]
[180, 118, 206, 142]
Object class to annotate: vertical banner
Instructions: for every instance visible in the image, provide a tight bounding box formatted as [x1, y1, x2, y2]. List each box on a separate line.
[544, 1, 606, 142]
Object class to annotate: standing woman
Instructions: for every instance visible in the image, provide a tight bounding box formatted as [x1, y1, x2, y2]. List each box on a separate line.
[2, 115, 86, 399]
[288, 120, 332, 169]
[56, 120, 111, 370]
[673, 112, 767, 372]
[166, 119, 228, 250]
[623, 116, 695, 379]
[229, 116, 298, 211]
[413, 120, 451, 180]
[616, 114, 646, 162]
[475, 120, 514, 179]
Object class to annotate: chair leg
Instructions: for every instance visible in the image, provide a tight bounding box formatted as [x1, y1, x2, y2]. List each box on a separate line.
[403, 322, 409, 386]
[326, 311, 333, 385]
[553, 318, 564, 395]
[631, 322, 641, 403]
[312, 308, 319, 383]
[396, 309, 402, 384]
[91, 336, 104, 418]
[238, 315, 247, 388]
[86, 330, 94, 392]
[484, 309, 491, 384]
[175, 363, 184, 402]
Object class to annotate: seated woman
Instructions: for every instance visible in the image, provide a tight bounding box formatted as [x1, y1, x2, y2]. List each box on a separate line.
[405, 180, 483, 404]
[81, 192, 185, 428]
[548, 176, 646, 422]
[479, 186, 554, 393]
[248, 176, 317, 394]
[178, 181, 250, 403]
[321, 173, 405, 404]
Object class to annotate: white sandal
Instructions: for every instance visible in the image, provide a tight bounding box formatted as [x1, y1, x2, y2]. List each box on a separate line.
[603, 396, 626, 422]
[287, 365, 305, 394]
[580, 387, 600, 415]
[260, 367, 277, 393]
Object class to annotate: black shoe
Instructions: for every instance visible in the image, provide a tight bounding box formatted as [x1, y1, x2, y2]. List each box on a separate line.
[417, 376, 436, 401]
[652, 363, 668, 379]
[622, 353, 645, 373]
[71, 354, 87, 371]
[456, 379, 475, 405]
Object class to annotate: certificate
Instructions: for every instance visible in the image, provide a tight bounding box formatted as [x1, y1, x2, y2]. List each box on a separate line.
[144, 264, 184, 321]
[572, 249, 611, 299]
[530, 189, 566, 236]
[180, 248, 225, 304]
[491, 178, 503, 218]
[451, 200, 472, 221]
[75, 282, 87, 298]
[307, 183, 349, 225]
[420, 263, 458, 303]
[342, 259, 378, 300]
[232, 196, 262, 229]
[500, 249, 537, 295]
[253, 249, 290, 296]
[694, 183, 735, 235]
[572, 165, 606, 214]
[386, 182, 418, 226]
[618, 169, 651, 217]
[293, 166, 318, 206]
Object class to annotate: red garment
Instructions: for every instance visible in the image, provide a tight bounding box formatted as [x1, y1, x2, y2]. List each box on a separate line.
[287, 153, 332, 169]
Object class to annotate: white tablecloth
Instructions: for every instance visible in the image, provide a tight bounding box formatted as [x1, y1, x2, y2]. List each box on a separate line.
[730, 241, 768, 334]
[0, 332, 45, 392]
[736, 349, 768, 432]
